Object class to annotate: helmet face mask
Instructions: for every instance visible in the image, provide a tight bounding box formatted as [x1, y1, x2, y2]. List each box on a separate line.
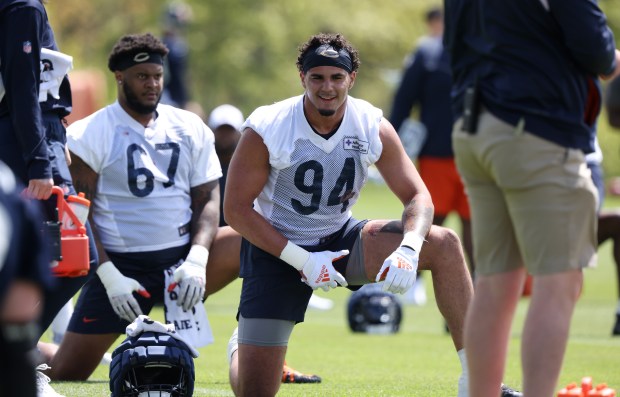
[110, 332, 195, 397]
[123, 362, 188, 396]
[347, 289, 403, 334]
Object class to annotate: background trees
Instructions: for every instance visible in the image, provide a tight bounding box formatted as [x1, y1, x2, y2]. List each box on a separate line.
[47, 0, 620, 177]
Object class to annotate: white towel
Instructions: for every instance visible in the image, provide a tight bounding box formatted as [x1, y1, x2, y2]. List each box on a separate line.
[39, 48, 73, 102]
[125, 315, 199, 358]
[0, 49, 72, 103]
[164, 264, 213, 349]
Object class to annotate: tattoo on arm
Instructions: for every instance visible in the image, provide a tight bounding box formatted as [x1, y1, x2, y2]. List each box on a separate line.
[190, 180, 220, 247]
[377, 198, 433, 237]
[68, 154, 97, 201]
[402, 197, 433, 237]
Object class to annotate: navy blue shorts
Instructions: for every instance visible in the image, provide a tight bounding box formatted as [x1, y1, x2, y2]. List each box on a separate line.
[238, 219, 367, 323]
[68, 245, 188, 334]
[37, 218, 97, 336]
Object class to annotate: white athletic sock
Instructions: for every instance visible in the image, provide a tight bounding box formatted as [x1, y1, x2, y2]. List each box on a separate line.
[51, 300, 74, 344]
[457, 349, 469, 397]
[227, 327, 239, 365]
[615, 300, 620, 315]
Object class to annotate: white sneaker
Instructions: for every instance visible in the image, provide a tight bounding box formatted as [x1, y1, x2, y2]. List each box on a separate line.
[227, 327, 239, 365]
[404, 276, 427, 306]
[36, 364, 65, 397]
[307, 293, 334, 311]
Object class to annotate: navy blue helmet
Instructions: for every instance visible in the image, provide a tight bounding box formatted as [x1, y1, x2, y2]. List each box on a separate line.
[109, 331, 195, 397]
[347, 289, 402, 334]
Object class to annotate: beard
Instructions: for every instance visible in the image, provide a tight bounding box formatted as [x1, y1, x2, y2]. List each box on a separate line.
[122, 82, 160, 114]
[318, 108, 336, 117]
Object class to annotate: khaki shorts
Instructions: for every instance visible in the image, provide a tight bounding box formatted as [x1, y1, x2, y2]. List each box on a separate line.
[452, 111, 598, 276]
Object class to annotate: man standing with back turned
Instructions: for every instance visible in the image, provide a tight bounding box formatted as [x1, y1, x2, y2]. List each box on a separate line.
[444, 0, 620, 395]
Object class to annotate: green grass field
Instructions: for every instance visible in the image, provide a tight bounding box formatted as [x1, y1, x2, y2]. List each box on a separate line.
[47, 182, 620, 396]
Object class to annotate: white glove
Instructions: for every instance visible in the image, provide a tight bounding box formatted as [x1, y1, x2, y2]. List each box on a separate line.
[301, 250, 350, 291]
[171, 245, 208, 311]
[97, 261, 151, 322]
[280, 241, 348, 291]
[376, 246, 419, 294]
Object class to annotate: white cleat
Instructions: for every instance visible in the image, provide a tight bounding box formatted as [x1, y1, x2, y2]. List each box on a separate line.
[36, 364, 65, 397]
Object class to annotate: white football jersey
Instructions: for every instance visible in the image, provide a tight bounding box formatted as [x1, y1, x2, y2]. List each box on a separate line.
[67, 102, 222, 252]
[243, 95, 383, 245]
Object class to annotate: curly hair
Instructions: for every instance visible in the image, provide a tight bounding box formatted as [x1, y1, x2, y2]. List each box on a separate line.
[107, 33, 169, 71]
[296, 33, 360, 73]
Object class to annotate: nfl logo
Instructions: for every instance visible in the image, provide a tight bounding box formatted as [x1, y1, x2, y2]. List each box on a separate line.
[22, 41, 32, 54]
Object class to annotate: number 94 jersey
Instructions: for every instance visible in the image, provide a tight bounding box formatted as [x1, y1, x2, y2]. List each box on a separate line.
[244, 95, 383, 246]
[67, 102, 222, 253]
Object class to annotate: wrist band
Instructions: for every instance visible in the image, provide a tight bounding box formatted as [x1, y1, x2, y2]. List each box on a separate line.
[401, 231, 425, 253]
[186, 244, 209, 268]
[279, 241, 310, 271]
[96, 260, 119, 286]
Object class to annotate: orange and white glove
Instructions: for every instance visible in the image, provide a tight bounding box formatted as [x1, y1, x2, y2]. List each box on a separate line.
[376, 232, 424, 294]
[97, 261, 151, 322]
[280, 241, 349, 291]
[172, 245, 208, 311]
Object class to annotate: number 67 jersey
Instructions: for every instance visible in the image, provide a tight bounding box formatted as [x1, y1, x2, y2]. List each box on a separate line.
[244, 95, 383, 246]
[67, 101, 222, 253]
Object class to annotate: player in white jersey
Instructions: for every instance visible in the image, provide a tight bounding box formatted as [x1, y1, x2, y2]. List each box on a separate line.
[38, 33, 241, 381]
[67, 101, 219, 253]
[224, 33, 474, 397]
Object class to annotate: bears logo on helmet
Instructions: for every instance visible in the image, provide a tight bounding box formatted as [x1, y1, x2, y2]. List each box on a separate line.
[109, 331, 195, 397]
[347, 288, 403, 334]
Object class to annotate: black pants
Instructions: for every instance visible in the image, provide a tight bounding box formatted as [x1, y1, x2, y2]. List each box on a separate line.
[0, 323, 39, 397]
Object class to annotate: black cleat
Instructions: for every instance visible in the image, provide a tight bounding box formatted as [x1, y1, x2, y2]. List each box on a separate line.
[501, 384, 523, 397]
[613, 313, 620, 336]
[281, 363, 322, 384]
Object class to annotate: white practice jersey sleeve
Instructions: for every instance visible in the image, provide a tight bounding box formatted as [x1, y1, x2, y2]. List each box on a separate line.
[243, 95, 383, 245]
[67, 102, 222, 252]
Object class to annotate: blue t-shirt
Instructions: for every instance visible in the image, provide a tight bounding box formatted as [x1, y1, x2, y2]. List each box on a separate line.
[0, 0, 72, 181]
[389, 36, 454, 157]
[444, 0, 617, 153]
